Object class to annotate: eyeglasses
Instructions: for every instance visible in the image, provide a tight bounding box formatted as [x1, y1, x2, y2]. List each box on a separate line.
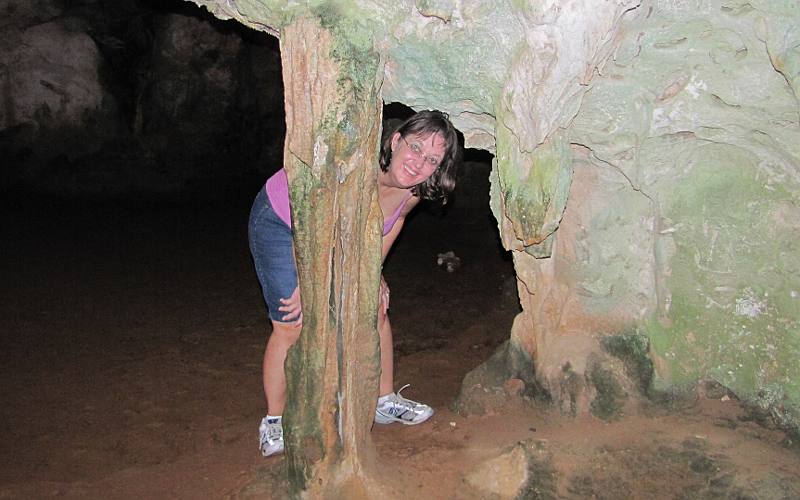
[401, 136, 441, 169]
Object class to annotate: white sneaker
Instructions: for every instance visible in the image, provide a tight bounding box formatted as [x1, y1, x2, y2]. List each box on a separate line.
[374, 385, 434, 425]
[259, 417, 284, 457]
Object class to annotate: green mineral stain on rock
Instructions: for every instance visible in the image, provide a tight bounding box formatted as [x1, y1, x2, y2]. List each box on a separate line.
[602, 332, 654, 395]
[495, 125, 572, 254]
[566, 1, 800, 433]
[308, 3, 382, 99]
[589, 361, 626, 421]
[560, 363, 582, 417]
[647, 144, 799, 430]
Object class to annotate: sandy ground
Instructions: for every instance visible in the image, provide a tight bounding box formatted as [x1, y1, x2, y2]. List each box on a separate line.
[2, 164, 799, 499]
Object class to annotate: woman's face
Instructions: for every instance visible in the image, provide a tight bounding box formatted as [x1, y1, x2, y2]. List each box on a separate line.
[388, 131, 446, 188]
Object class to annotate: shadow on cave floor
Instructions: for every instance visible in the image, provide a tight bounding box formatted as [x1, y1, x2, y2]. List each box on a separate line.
[1, 162, 799, 499]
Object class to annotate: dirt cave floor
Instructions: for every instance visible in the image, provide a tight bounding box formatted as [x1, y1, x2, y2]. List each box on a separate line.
[2, 164, 800, 499]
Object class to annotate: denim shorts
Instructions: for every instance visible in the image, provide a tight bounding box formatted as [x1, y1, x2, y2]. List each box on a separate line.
[248, 188, 298, 323]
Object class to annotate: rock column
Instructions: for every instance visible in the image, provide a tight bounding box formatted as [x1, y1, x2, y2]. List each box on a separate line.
[279, 16, 384, 498]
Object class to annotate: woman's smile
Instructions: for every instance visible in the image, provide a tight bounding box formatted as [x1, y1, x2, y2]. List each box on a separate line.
[402, 161, 421, 179]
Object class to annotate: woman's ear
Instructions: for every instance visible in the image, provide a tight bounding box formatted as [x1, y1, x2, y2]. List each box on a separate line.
[390, 132, 401, 152]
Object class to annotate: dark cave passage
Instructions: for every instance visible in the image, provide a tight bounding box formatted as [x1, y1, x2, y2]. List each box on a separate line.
[381, 102, 519, 407]
[381, 144, 519, 407]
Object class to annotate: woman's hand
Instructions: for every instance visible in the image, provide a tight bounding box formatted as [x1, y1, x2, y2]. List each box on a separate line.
[279, 286, 303, 327]
[379, 275, 390, 314]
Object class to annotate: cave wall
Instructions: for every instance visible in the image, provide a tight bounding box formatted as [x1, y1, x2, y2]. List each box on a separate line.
[192, 0, 799, 433]
[501, 0, 798, 431]
[565, 1, 799, 427]
[1, 1, 119, 188]
[0, 0, 283, 198]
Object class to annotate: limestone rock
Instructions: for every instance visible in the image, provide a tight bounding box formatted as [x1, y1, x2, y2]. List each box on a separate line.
[0, 0, 64, 29]
[566, 1, 800, 431]
[0, 18, 114, 162]
[458, 0, 798, 434]
[463, 440, 557, 500]
[464, 445, 528, 499]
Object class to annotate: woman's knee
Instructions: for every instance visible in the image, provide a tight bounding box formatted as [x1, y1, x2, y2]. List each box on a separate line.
[270, 320, 302, 345]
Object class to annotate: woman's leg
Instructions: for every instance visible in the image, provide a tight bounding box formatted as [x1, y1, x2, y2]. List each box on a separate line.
[374, 306, 434, 425]
[263, 320, 301, 415]
[248, 188, 299, 417]
[378, 307, 394, 396]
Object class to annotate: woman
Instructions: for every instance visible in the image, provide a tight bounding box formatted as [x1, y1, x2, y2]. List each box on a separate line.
[249, 110, 461, 457]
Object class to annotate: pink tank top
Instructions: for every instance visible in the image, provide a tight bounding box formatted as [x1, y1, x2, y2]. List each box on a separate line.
[265, 169, 292, 228]
[383, 190, 412, 235]
[265, 169, 410, 236]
